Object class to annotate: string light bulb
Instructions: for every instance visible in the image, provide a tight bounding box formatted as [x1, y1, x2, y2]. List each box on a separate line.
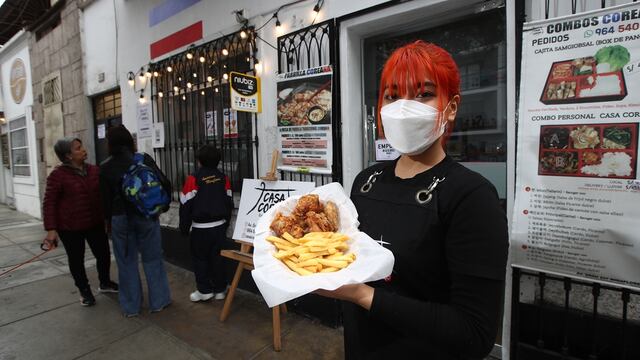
[254, 59, 262, 72]
[139, 92, 146, 104]
[145, 70, 152, 78]
[207, 76, 213, 82]
[240, 30, 247, 39]
[166, 66, 173, 72]
[222, 48, 229, 56]
[182, 94, 186, 100]
[158, 91, 164, 98]
[186, 52, 193, 60]
[313, 2, 321, 13]
[193, 73, 197, 78]
[138, 69, 145, 80]
[200, 90, 205, 95]
[153, 71, 159, 77]
[215, 87, 219, 93]
[127, 72, 135, 87]
[223, 73, 228, 80]
[186, 82, 192, 89]
[199, 56, 205, 63]
[173, 85, 179, 92]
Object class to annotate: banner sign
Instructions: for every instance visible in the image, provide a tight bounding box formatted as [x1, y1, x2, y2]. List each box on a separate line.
[230, 72, 261, 113]
[512, 3, 640, 289]
[232, 179, 315, 243]
[276, 65, 333, 175]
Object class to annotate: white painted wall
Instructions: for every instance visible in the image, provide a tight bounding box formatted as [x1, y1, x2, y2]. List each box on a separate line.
[81, 0, 118, 95]
[0, 31, 41, 218]
[81, 0, 388, 167]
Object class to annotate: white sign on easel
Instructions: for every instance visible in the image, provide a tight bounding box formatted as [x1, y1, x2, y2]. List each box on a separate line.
[232, 179, 315, 243]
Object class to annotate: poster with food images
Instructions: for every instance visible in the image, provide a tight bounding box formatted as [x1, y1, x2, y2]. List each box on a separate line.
[276, 65, 333, 174]
[512, 2, 640, 290]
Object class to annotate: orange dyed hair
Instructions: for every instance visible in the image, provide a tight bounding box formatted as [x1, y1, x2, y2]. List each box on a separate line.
[377, 41, 460, 145]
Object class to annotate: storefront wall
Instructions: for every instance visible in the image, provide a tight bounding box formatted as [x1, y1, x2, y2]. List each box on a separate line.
[0, 33, 40, 218]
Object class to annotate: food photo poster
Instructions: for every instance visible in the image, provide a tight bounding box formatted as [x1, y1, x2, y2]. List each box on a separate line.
[512, 3, 640, 290]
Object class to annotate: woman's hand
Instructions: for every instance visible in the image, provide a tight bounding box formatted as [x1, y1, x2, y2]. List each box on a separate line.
[315, 283, 375, 310]
[43, 230, 59, 250]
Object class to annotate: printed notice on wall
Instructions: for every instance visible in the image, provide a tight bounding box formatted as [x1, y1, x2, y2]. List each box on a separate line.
[137, 103, 152, 139]
[276, 65, 333, 174]
[232, 179, 315, 243]
[512, 3, 640, 290]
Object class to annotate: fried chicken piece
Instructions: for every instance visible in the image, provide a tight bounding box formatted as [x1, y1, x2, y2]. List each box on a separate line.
[294, 194, 324, 218]
[305, 211, 336, 233]
[324, 201, 339, 230]
[270, 212, 305, 238]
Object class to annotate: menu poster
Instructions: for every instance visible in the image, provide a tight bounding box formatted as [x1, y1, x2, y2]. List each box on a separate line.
[512, 3, 640, 289]
[136, 103, 152, 139]
[232, 179, 315, 243]
[276, 65, 333, 175]
[223, 108, 238, 139]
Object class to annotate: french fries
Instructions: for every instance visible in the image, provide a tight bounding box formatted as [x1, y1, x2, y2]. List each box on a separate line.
[266, 231, 356, 275]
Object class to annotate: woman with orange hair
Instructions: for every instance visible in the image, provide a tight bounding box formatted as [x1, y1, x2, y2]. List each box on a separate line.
[318, 41, 508, 359]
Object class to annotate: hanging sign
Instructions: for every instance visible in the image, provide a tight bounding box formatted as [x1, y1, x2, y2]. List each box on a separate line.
[512, 2, 640, 290]
[230, 72, 261, 113]
[223, 108, 238, 138]
[276, 65, 333, 175]
[232, 179, 315, 243]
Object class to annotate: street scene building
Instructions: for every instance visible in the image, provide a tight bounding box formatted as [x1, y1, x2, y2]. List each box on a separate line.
[0, 0, 639, 359]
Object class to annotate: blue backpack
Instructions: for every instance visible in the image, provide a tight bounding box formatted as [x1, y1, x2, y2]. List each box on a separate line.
[122, 153, 170, 217]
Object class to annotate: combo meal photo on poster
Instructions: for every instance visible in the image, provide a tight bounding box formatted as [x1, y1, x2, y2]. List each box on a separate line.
[538, 122, 638, 179]
[277, 73, 332, 127]
[540, 45, 630, 104]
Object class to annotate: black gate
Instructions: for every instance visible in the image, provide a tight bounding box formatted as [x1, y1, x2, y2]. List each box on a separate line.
[150, 29, 258, 198]
[277, 19, 342, 185]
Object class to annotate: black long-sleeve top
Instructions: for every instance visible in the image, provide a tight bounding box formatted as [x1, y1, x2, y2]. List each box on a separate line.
[346, 156, 509, 359]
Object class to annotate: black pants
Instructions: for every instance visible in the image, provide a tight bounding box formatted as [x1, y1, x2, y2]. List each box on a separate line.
[190, 225, 227, 294]
[58, 226, 112, 290]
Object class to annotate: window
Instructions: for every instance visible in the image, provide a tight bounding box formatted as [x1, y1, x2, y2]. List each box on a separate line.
[93, 91, 122, 120]
[9, 117, 30, 176]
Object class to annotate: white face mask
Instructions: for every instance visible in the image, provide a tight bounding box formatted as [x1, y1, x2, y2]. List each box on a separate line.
[380, 99, 448, 156]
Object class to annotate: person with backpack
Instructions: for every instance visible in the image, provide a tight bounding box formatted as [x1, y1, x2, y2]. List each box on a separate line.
[179, 145, 233, 302]
[42, 137, 118, 306]
[99, 125, 172, 317]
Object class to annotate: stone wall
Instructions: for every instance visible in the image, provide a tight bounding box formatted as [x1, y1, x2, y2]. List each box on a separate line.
[29, 0, 94, 200]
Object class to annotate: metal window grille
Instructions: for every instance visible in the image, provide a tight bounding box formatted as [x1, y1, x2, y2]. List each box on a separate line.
[43, 75, 62, 107]
[510, 268, 640, 359]
[150, 29, 258, 200]
[277, 19, 342, 186]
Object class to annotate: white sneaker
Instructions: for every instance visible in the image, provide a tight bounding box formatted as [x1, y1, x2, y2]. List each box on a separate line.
[213, 291, 226, 300]
[190, 290, 213, 302]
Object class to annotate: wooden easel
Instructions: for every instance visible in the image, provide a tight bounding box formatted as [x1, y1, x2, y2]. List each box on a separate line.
[219, 150, 287, 351]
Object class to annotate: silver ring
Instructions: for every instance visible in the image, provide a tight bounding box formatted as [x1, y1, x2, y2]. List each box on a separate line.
[415, 190, 433, 204]
[361, 183, 373, 193]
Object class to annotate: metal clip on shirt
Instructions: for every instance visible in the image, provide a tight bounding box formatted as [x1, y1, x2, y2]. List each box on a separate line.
[360, 170, 383, 193]
[415, 176, 445, 205]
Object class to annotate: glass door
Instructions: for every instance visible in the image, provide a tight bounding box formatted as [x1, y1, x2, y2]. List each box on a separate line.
[362, 8, 507, 203]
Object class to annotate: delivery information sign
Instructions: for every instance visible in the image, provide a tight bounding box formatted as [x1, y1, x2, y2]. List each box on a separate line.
[512, 3, 640, 290]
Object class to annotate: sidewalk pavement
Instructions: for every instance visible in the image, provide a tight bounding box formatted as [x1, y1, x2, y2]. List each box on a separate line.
[0, 204, 344, 360]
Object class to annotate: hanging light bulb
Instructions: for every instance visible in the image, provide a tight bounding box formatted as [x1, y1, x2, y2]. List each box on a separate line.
[138, 69, 145, 80]
[173, 85, 179, 92]
[240, 30, 247, 39]
[215, 87, 219, 93]
[276, 18, 281, 29]
[199, 56, 205, 63]
[153, 71, 159, 77]
[186, 82, 192, 89]
[222, 48, 229, 56]
[182, 94, 186, 100]
[127, 72, 135, 87]
[200, 90, 205, 95]
[223, 64, 227, 69]
[192, 73, 197, 78]
[186, 52, 193, 60]
[178, 76, 182, 81]
[158, 91, 164, 98]
[145, 70, 152, 78]
[254, 59, 262, 72]
[223, 73, 228, 80]
[139, 92, 146, 104]
[313, 2, 321, 14]
[207, 76, 213, 82]
[166, 66, 173, 72]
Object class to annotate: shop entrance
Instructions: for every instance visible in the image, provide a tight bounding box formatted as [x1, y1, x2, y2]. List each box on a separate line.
[361, 8, 507, 205]
[92, 90, 122, 164]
